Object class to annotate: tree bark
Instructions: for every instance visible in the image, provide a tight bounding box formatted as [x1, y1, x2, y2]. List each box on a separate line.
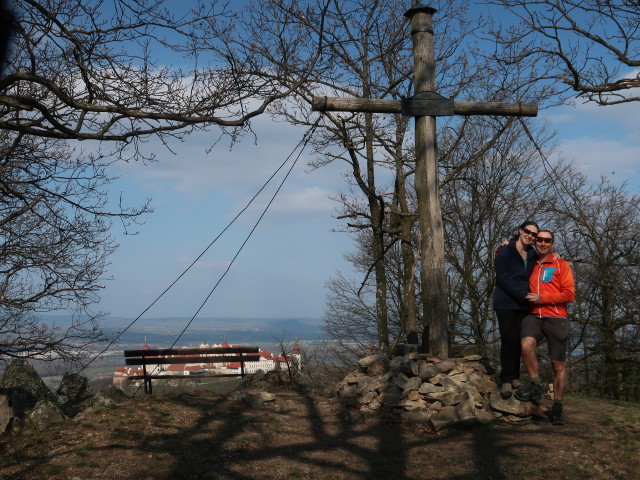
[407, 5, 449, 358]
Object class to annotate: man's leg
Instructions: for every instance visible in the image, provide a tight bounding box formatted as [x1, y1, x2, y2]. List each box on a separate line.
[550, 359, 567, 425]
[514, 335, 544, 402]
[551, 359, 567, 401]
[521, 336, 539, 378]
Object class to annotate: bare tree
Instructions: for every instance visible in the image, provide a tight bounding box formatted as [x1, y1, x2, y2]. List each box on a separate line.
[440, 118, 566, 354]
[0, 131, 150, 360]
[554, 178, 640, 399]
[0, 0, 320, 362]
[1, 0, 311, 146]
[488, 0, 640, 105]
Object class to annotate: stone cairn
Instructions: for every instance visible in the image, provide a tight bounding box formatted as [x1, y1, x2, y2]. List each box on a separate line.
[335, 348, 543, 431]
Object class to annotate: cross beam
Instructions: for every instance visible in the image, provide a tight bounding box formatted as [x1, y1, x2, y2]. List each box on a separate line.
[312, 3, 538, 358]
[311, 96, 538, 117]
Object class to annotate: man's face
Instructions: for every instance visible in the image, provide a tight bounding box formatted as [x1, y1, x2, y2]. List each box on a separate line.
[535, 233, 554, 257]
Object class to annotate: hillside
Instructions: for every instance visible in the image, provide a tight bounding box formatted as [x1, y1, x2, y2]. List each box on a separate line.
[0, 388, 638, 480]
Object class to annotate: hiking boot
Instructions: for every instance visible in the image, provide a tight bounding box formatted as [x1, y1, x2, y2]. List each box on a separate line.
[514, 382, 544, 402]
[530, 382, 543, 403]
[500, 382, 513, 399]
[551, 403, 565, 425]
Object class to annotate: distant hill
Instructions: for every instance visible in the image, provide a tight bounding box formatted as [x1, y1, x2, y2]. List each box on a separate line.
[40, 315, 326, 347]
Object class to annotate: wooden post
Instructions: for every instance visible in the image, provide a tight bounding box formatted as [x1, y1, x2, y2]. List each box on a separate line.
[405, 4, 448, 358]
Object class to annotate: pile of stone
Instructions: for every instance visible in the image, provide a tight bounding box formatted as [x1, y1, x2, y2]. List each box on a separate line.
[0, 359, 127, 434]
[335, 350, 542, 431]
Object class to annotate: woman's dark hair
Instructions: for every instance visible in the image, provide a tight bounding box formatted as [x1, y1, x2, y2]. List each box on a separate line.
[518, 220, 539, 232]
[510, 220, 540, 242]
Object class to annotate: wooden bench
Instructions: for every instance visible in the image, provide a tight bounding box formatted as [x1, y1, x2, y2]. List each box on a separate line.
[123, 346, 260, 394]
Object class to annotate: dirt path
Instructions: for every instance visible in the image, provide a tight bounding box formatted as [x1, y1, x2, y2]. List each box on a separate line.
[0, 390, 638, 480]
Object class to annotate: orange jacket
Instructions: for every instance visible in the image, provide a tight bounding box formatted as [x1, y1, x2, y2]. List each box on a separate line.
[528, 256, 575, 319]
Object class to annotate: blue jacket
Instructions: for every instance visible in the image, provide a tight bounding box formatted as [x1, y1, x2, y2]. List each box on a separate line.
[493, 238, 538, 311]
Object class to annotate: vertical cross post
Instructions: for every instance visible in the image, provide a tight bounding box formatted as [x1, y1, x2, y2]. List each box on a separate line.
[405, 4, 448, 357]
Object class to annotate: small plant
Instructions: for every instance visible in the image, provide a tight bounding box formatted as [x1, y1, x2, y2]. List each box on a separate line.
[47, 464, 68, 475]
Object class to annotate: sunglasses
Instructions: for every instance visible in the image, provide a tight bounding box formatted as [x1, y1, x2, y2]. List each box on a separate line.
[535, 237, 554, 244]
[522, 227, 538, 238]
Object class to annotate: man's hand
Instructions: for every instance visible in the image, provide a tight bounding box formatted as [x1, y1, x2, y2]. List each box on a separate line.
[526, 293, 540, 303]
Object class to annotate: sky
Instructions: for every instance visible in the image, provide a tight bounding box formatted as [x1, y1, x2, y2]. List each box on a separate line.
[93, 3, 640, 325]
[96, 94, 640, 323]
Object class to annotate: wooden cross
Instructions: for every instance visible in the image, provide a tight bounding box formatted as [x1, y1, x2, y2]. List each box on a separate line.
[312, 3, 537, 358]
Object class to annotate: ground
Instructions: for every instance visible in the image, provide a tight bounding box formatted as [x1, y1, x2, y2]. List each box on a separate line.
[0, 389, 638, 480]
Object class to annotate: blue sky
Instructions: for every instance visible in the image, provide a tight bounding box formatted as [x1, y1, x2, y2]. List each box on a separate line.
[100, 117, 357, 320]
[93, 1, 640, 323]
[97, 93, 640, 322]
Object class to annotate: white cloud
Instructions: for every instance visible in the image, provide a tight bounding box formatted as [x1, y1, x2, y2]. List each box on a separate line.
[555, 136, 640, 181]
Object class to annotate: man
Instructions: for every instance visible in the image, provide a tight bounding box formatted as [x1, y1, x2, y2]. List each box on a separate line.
[514, 230, 575, 425]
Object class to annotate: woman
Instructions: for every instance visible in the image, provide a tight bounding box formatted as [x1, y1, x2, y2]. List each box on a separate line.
[493, 220, 539, 399]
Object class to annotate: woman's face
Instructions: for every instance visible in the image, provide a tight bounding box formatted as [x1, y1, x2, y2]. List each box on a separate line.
[519, 225, 538, 246]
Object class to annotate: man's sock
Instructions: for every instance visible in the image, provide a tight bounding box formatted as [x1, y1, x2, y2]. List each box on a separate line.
[530, 376, 541, 385]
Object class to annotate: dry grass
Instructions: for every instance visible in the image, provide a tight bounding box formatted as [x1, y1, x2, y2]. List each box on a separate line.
[0, 388, 638, 480]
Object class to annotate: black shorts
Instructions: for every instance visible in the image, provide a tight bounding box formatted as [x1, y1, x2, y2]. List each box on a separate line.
[521, 315, 569, 361]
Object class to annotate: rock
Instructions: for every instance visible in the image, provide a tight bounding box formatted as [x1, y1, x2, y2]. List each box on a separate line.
[389, 355, 412, 374]
[462, 354, 483, 362]
[440, 376, 463, 388]
[56, 372, 91, 406]
[228, 390, 275, 409]
[88, 385, 128, 409]
[450, 344, 480, 357]
[24, 399, 66, 431]
[402, 410, 435, 424]
[377, 386, 403, 404]
[455, 394, 477, 426]
[344, 372, 370, 384]
[398, 399, 428, 411]
[418, 382, 442, 395]
[247, 390, 276, 402]
[356, 376, 381, 395]
[489, 389, 541, 416]
[0, 359, 56, 417]
[474, 407, 495, 425]
[240, 370, 289, 389]
[418, 359, 455, 380]
[469, 376, 497, 394]
[391, 375, 407, 390]
[56, 372, 94, 416]
[427, 373, 446, 384]
[367, 360, 388, 377]
[402, 377, 422, 397]
[391, 344, 418, 356]
[404, 390, 422, 401]
[357, 354, 388, 370]
[425, 388, 467, 406]
[336, 354, 501, 429]
[430, 405, 459, 431]
[339, 385, 358, 399]
[465, 362, 487, 374]
[358, 391, 377, 404]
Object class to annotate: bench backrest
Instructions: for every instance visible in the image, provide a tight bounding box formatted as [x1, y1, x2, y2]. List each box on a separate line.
[124, 346, 261, 366]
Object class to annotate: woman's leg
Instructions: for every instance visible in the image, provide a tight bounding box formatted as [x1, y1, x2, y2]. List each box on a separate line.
[496, 310, 525, 383]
